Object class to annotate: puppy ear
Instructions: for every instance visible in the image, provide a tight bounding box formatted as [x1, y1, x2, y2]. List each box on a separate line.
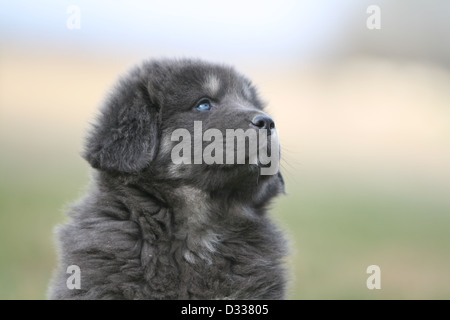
[83, 70, 161, 173]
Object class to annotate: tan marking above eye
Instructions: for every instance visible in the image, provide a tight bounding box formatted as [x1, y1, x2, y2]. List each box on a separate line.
[203, 74, 221, 96]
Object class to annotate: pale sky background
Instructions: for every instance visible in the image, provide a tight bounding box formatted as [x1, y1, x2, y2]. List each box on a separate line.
[1, 0, 449, 67]
[0, 0, 353, 65]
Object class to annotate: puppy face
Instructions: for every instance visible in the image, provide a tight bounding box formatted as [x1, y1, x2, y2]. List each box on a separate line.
[83, 59, 284, 201]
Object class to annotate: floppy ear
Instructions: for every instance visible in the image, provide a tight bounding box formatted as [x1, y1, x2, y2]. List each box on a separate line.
[83, 71, 161, 173]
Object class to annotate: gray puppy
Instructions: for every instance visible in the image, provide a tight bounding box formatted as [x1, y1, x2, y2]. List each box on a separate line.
[48, 59, 288, 299]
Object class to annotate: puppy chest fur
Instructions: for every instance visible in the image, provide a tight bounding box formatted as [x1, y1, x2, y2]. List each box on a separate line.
[49, 181, 287, 299]
[138, 188, 287, 299]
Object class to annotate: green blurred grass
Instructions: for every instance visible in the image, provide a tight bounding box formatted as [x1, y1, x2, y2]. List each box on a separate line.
[0, 144, 88, 299]
[1, 143, 449, 299]
[273, 174, 450, 299]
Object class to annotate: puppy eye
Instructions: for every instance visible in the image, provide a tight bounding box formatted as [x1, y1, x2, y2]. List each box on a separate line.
[196, 99, 212, 111]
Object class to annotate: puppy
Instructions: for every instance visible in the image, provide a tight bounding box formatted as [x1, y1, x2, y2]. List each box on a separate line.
[48, 59, 288, 299]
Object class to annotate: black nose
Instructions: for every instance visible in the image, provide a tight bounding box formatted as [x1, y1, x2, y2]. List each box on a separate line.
[251, 115, 275, 130]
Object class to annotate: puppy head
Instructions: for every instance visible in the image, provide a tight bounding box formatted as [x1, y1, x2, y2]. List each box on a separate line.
[83, 59, 284, 199]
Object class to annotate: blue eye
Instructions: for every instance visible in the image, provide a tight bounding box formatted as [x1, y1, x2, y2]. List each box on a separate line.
[196, 100, 212, 111]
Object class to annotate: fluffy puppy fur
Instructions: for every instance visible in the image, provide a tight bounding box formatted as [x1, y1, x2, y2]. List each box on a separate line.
[48, 59, 288, 299]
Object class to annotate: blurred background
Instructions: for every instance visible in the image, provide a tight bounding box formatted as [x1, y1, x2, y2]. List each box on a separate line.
[1, 0, 449, 299]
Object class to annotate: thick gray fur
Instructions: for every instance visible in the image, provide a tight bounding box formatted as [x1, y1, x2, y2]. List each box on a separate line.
[48, 59, 288, 299]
